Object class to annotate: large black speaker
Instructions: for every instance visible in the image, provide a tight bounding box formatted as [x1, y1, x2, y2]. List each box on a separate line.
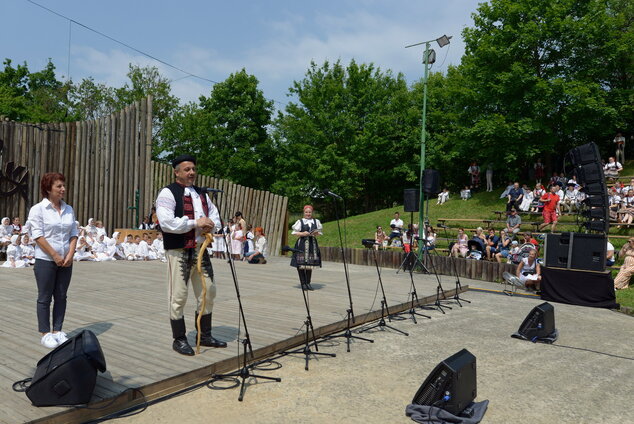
[26, 330, 106, 406]
[544, 232, 607, 272]
[575, 162, 604, 184]
[422, 169, 440, 195]
[570, 142, 601, 165]
[512, 302, 557, 343]
[404, 188, 419, 212]
[412, 349, 476, 415]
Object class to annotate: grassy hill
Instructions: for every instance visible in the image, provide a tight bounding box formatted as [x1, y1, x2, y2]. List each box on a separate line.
[289, 161, 634, 310]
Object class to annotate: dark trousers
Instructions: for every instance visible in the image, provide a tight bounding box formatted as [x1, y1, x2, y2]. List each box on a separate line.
[34, 259, 73, 333]
[297, 268, 313, 285]
[506, 200, 520, 211]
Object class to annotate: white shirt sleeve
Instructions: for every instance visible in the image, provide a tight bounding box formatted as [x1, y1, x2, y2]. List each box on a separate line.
[314, 219, 323, 234]
[291, 220, 302, 234]
[155, 187, 195, 234]
[204, 193, 221, 228]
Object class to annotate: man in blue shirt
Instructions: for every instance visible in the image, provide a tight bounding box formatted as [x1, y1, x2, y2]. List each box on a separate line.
[485, 228, 500, 260]
[506, 182, 524, 212]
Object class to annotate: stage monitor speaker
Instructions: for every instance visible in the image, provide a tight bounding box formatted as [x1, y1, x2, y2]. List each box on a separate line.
[412, 348, 476, 416]
[544, 232, 607, 272]
[515, 302, 556, 341]
[570, 142, 600, 165]
[404, 188, 420, 212]
[423, 169, 441, 195]
[26, 330, 106, 406]
[575, 162, 604, 184]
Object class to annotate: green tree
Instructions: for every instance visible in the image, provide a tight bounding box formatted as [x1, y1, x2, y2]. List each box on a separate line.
[0, 59, 75, 122]
[161, 69, 275, 190]
[272, 60, 420, 215]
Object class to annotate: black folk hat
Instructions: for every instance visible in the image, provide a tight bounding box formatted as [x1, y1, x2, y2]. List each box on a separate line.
[171, 154, 196, 168]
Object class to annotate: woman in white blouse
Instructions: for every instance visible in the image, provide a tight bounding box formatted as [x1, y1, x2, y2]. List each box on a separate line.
[27, 173, 78, 349]
[246, 227, 267, 264]
[290, 205, 322, 290]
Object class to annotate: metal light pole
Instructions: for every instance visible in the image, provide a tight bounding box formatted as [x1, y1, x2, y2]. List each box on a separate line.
[405, 35, 451, 256]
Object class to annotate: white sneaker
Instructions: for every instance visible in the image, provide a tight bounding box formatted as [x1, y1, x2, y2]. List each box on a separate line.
[41, 333, 59, 349]
[54, 331, 68, 344]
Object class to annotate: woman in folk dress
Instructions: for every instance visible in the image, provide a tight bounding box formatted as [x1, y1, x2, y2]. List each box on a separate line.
[290, 205, 322, 291]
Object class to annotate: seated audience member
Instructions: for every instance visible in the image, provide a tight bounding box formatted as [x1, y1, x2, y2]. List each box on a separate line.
[619, 189, 634, 227]
[609, 189, 622, 221]
[548, 172, 559, 187]
[500, 181, 514, 199]
[390, 212, 404, 233]
[12, 217, 22, 234]
[0, 217, 12, 246]
[93, 234, 115, 261]
[508, 240, 521, 264]
[437, 188, 450, 205]
[562, 184, 579, 213]
[485, 228, 500, 261]
[606, 239, 615, 267]
[244, 224, 255, 258]
[94, 220, 107, 237]
[138, 216, 154, 230]
[495, 229, 512, 263]
[20, 234, 36, 265]
[136, 234, 156, 261]
[85, 218, 97, 235]
[506, 182, 524, 212]
[374, 225, 387, 250]
[450, 228, 469, 258]
[604, 156, 623, 182]
[245, 227, 267, 264]
[151, 232, 166, 262]
[423, 225, 436, 251]
[614, 238, 634, 290]
[2, 235, 27, 268]
[519, 188, 534, 211]
[521, 232, 539, 250]
[121, 234, 137, 261]
[623, 178, 634, 194]
[460, 186, 472, 201]
[516, 248, 541, 291]
[402, 225, 413, 253]
[74, 236, 97, 261]
[506, 209, 522, 237]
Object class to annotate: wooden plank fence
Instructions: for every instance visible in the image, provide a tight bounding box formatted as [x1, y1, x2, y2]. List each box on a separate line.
[320, 246, 516, 282]
[0, 96, 288, 255]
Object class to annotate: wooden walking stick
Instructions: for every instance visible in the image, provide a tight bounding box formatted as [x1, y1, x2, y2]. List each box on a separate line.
[195, 233, 213, 354]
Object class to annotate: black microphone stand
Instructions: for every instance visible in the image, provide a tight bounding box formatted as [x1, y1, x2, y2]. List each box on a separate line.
[208, 191, 280, 401]
[325, 193, 373, 352]
[396, 236, 432, 323]
[358, 245, 409, 336]
[440, 225, 470, 307]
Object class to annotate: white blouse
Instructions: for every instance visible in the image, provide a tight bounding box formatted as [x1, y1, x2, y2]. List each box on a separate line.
[27, 198, 79, 261]
[291, 218, 323, 235]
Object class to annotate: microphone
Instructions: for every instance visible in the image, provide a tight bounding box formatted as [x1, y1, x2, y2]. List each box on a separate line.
[200, 187, 224, 193]
[282, 245, 302, 254]
[323, 189, 342, 199]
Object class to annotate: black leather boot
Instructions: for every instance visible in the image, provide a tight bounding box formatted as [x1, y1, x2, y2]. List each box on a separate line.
[195, 312, 227, 348]
[171, 318, 194, 356]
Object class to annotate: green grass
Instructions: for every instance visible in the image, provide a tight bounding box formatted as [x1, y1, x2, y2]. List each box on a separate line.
[288, 162, 634, 310]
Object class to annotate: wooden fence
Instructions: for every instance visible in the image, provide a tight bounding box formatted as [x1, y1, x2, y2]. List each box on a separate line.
[0, 96, 289, 255]
[319, 246, 516, 282]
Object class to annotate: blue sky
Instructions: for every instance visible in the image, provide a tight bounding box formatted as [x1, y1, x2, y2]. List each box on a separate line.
[2, 0, 482, 109]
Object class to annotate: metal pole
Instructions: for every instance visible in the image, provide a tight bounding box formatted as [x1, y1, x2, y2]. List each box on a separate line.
[418, 42, 430, 256]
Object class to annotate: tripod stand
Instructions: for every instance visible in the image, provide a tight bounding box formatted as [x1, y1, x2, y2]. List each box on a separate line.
[324, 192, 373, 352]
[208, 191, 281, 401]
[358, 246, 409, 336]
[398, 238, 433, 323]
[440, 225, 471, 307]
[283, 267, 336, 370]
[418, 219, 452, 315]
[397, 213, 429, 274]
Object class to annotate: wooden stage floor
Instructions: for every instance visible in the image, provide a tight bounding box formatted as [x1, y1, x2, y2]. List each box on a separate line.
[0, 255, 464, 423]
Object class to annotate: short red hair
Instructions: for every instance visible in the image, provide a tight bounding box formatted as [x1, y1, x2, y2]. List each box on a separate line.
[40, 173, 65, 199]
[255, 226, 265, 236]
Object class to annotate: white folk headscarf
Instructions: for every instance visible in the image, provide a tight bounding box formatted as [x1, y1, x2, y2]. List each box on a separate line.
[10, 234, 19, 245]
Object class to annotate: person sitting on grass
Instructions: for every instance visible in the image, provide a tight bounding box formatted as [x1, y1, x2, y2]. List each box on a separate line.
[516, 248, 541, 291]
[460, 186, 471, 201]
[437, 188, 450, 205]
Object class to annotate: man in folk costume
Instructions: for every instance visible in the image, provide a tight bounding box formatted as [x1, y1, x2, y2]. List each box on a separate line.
[155, 154, 226, 356]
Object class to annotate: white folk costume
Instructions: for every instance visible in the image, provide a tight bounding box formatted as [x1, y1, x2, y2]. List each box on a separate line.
[0, 217, 12, 244]
[290, 214, 322, 290]
[93, 236, 116, 261]
[155, 154, 226, 356]
[212, 229, 226, 254]
[74, 236, 96, 261]
[136, 239, 156, 260]
[2, 235, 27, 268]
[121, 240, 137, 261]
[20, 238, 36, 265]
[151, 236, 166, 262]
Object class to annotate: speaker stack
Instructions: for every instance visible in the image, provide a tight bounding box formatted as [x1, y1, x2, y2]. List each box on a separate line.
[567, 142, 609, 233]
[544, 232, 607, 272]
